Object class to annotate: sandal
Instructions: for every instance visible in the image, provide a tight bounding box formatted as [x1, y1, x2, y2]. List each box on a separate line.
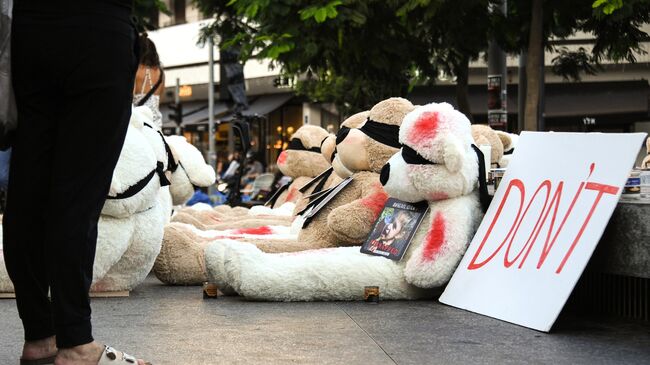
[98, 346, 152, 365]
[19, 356, 56, 365]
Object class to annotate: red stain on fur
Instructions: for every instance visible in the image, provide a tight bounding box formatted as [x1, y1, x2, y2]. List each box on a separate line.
[277, 151, 288, 165]
[409, 111, 440, 145]
[285, 186, 298, 202]
[361, 185, 389, 219]
[233, 226, 274, 235]
[422, 212, 446, 261]
[429, 192, 448, 201]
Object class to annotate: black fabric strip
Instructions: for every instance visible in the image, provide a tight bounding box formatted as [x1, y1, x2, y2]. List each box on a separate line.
[157, 161, 171, 187]
[402, 145, 436, 165]
[471, 144, 492, 213]
[335, 126, 350, 145]
[143, 122, 179, 173]
[309, 168, 334, 202]
[330, 148, 337, 163]
[504, 148, 514, 155]
[287, 138, 321, 153]
[359, 119, 401, 149]
[107, 169, 157, 200]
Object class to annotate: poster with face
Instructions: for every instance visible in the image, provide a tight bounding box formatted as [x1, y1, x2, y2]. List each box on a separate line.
[361, 198, 428, 260]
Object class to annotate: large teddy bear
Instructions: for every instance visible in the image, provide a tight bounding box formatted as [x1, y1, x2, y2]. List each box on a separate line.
[0, 107, 215, 293]
[153, 98, 413, 286]
[203, 101, 484, 301]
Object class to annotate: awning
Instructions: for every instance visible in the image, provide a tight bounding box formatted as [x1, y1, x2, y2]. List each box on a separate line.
[407, 80, 649, 121]
[220, 93, 294, 121]
[160, 101, 230, 133]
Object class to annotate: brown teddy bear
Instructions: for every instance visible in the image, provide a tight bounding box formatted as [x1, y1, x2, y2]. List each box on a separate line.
[471, 124, 504, 168]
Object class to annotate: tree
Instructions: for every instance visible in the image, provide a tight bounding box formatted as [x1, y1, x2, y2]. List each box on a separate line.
[396, 0, 494, 122]
[496, 0, 650, 130]
[193, 0, 431, 116]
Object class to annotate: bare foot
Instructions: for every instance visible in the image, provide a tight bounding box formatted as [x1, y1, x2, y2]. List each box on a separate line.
[22, 336, 57, 360]
[55, 341, 147, 365]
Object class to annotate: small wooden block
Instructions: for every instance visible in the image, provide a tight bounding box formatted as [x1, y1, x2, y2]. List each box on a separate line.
[90, 291, 130, 298]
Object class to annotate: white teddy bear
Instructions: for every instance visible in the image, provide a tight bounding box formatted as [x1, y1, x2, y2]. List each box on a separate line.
[0, 106, 215, 293]
[203, 102, 484, 301]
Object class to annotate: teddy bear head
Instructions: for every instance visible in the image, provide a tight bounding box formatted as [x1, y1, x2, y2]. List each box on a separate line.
[470, 124, 503, 166]
[336, 97, 414, 174]
[165, 135, 217, 205]
[276, 125, 330, 178]
[380, 102, 478, 202]
[321, 111, 369, 178]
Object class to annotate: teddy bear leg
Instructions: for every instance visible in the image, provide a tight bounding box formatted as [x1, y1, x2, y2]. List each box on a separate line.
[223, 245, 422, 301]
[153, 223, 208, 285]
[203, 241, 237, 295]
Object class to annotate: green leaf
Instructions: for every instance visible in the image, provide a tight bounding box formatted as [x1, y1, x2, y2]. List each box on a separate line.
[315, 8, 328, 23]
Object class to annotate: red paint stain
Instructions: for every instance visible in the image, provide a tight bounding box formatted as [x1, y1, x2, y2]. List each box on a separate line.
[285, 186, 298, 202]
[429, 192, 448, 201]
[422, 212, 446, 261]
[409, 111, 440, 145]
[233, 226, 274, 235]
[361, 185, 389, 219]
[277, 151, 288, 165]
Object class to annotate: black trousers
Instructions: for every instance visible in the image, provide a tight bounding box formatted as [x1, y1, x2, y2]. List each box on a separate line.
[4, 16, 138, 348]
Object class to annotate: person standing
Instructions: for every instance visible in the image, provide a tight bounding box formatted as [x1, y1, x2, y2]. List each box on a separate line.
[5, 0, 150, 364]
[133, 33, 164, 128]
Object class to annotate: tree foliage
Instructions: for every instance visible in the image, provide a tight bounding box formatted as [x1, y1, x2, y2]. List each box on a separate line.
[133, 0, 170, 32]
[192, 0, 650, 117]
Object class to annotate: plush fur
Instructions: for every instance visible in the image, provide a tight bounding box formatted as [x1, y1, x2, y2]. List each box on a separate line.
[204, 102, 483, 301]
[470, 124, 504, 167]
[495, 130, 518, 168]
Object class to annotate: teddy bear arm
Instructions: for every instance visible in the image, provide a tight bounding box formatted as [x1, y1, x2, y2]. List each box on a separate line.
[403, 198, 480, 288]
[273, 177, 309, 208]
[328, 178, 389, 243]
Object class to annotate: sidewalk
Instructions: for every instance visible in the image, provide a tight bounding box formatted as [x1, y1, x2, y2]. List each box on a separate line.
[1, 276, 648, 365]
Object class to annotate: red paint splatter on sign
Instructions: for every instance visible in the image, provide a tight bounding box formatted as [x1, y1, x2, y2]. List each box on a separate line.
[409, 111, 440, 146]
[422, 212, 446, 261]
[361, 185, 389, 219]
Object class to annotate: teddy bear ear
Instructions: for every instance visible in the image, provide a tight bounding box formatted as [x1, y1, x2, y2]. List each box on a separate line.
[443, 135, 464, 173]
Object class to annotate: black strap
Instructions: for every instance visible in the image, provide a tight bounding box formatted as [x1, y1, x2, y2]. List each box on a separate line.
[402, 145, 436, 165]
[504, 148, 514, 155]
[107, 161, 169, 200]
[143, 122, 179, 173]
[471, 144, 492, 213]
[287, 138, 321, 153]
[135, 70, 164, 107]
[359, 119, 401, 149]
[309, 168, 334, 202]
[264, 183, 289, 207]
[299, 167, 334, 193]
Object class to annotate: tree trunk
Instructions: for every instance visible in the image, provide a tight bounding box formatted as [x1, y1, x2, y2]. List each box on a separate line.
[455, 57, 474, 123]
[524, 0, 543, 131]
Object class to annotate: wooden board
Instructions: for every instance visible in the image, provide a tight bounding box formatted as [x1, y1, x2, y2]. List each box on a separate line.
[0, 291, 130, 299]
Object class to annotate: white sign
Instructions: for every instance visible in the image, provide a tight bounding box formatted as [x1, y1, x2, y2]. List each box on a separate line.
[440, 132, 646, 332]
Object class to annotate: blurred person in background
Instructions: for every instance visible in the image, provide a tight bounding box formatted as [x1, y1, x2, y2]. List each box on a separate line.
[133, 33, 164, 128]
